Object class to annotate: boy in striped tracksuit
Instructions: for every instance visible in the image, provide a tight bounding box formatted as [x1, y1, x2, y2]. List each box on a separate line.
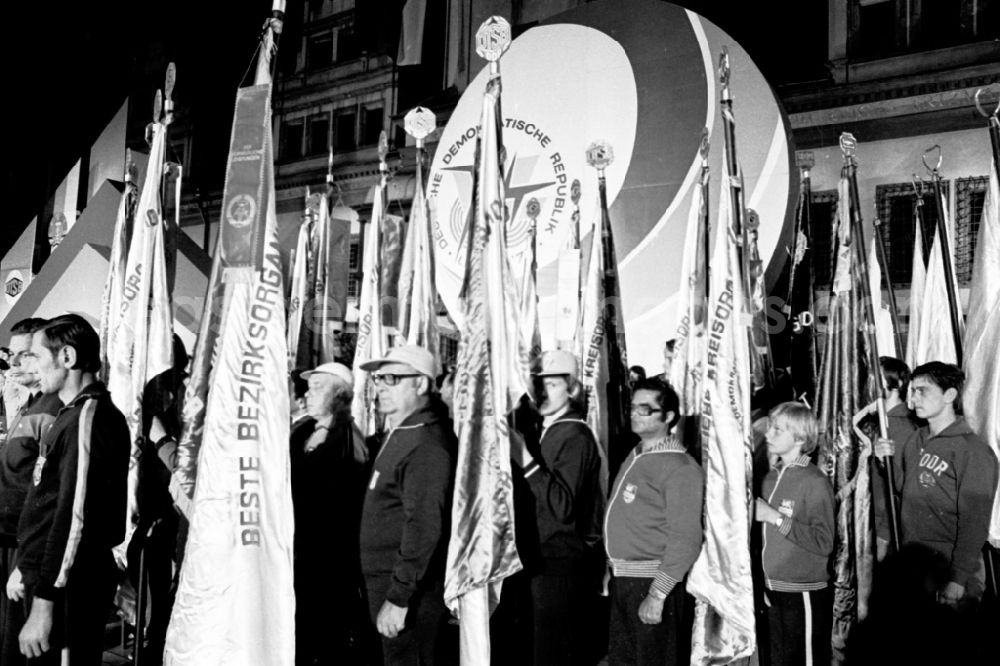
[755, 402, 835, 666]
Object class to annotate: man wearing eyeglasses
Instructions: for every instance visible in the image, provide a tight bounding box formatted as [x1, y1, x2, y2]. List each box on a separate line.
[604, 379, 703, 666]
[0, 318, 61, 666]
[358, 345, 457, 665]
[511, 349, 602, 666]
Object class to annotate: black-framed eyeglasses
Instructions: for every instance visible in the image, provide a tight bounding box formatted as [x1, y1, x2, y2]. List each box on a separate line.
[629, 405, 663, 416]
[372, 374, 421, 387]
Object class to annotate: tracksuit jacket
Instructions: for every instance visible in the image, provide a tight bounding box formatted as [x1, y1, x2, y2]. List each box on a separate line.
[604, 436, 704, 595]
[892, 417, 999, 587]
[523, 407, 603, 572]
[760, 455, 835, 592]
[359, 400, 456, 607]
[0, 391, 61, 545]
[16, 382, 129, 600]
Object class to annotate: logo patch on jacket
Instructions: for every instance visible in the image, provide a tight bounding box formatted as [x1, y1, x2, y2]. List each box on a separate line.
[32, 456, 46, 486]
[778, 499, 794, 517]
[623, 483, 637, 504]
[919, 470, 937, 488]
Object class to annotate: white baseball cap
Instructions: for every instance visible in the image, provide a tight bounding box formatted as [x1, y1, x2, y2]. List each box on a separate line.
[301, 362, 354, 386]
[360, 345, 437, 379]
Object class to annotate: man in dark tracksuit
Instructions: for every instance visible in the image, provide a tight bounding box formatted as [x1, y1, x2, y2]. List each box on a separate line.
[877, 362, 999, 604]
[511, 350, 603, 666]
[1, 318, 61, 666]
[15, 314, 129, 664]
[359, 345, 457, 666]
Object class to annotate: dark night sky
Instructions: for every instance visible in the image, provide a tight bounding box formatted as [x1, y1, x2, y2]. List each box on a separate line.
[0, 0, 825, 260]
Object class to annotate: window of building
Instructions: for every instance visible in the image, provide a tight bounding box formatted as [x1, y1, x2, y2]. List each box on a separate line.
[875, 182, 949, 285]
[335, 110, 357, 151]
[307, 113, 330, 156]
[439, 335, 459, 372]
[361, 107, 384, 146]
[307, 31, 334, 69]
[347, 234, 361, 300]
[281, 119, 304, 161]
[851, 0, 1000, 58]
[955, 175, 988, 283]
[336, 26, 361, 62]
[808, 190, 838, 288]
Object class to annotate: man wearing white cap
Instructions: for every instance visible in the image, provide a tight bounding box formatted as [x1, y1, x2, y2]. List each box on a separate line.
[512, 349, 603, 666]
[291, 362, 367, 665]
[358, 345, 457, 665]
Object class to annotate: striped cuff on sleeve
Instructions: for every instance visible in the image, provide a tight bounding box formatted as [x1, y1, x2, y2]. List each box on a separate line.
[777, 515, 792, 536]
[651, 571, 678, 597]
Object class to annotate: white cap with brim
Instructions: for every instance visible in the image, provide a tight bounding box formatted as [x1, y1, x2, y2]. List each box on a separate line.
[301, 362, 354, 387]
[533, 349, 579, 377]
[360, 344, 437, 379]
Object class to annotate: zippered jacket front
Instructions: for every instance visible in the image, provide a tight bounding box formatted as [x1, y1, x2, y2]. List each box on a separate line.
[604, 436, 703, 595]
[760, 455, 835, 592]
[892, 417, 999, 587]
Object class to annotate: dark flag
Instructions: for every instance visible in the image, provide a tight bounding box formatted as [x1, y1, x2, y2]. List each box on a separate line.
[815, 157, 876, 662]
[784, 154, 818, 405]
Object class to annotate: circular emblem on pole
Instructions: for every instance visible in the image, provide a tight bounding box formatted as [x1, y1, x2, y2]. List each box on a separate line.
[405, 106, 437, 141]
[226, 193, 256, 229]
[476, 16, 511, 62]
[586, 140, 614, 171]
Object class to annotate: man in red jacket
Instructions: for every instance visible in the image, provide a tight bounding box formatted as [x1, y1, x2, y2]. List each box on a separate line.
[876, 362, 999, 606]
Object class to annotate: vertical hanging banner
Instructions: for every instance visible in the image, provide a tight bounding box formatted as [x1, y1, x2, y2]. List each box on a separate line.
[668, 133, 709, 415]
[445, 18, 525, 665]
[165, 11, 294, 663]
[964, 163, 1000, 547]
[107, 121, 173, 563]
[352, 136, 391, 439]
[687, 151, 756, 665]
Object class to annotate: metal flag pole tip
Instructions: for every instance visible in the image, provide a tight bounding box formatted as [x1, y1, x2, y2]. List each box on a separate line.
[974, 87, 1000, 119]
[922, 144, 943, 174]
[378, 131, 389, 172]
[839, 132, 857, 158]
[476, 16, 511, 70]
[405, 106, 437, 150]
[586, 140, 615, 176]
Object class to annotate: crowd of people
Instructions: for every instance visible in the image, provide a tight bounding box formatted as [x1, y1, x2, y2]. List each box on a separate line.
[0, 316, 997, 666]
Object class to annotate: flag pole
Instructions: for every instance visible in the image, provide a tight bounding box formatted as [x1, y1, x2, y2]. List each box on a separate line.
[871, 203, 904, 357]
[719, 48, 772, 391]
[922, 145, 963, 365]
[586, 140, 630, 479]
[841, 133, 901, 552]
[974, 85, 1000, 600]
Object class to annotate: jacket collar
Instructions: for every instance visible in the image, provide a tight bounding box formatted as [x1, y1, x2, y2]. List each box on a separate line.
[639, 434, 685, 454]
[63, 381, 107, 409]
[394, 398, 448, 431]
[925, 416, 974, 439]
[773, 454, 810, 470]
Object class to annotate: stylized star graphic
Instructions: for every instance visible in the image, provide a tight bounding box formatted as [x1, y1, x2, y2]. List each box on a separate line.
[445, 153, 555, 249]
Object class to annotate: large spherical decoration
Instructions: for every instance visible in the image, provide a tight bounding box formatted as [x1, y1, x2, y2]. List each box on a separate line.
[429, 0, 795, 369]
